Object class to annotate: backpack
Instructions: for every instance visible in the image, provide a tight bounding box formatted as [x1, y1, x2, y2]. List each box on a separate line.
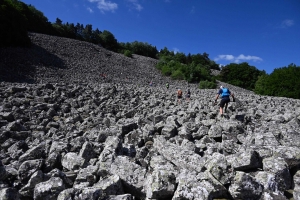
[221, 88, 230, 97]
[178, 90, 182, 96]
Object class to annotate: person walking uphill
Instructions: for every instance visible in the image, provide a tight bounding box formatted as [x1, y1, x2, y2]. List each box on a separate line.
[214, 86, 235, 116]
[177, 89, 183, 104]
[185, 89, 191, 102]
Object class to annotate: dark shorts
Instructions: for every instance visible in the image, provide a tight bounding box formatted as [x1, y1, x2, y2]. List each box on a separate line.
[178, 96, 182, 99]
[220, 98, 230, 108]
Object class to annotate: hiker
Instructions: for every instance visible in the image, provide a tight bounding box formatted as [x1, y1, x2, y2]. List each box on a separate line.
[186, 89, 191, 102]
[214, 86, 235, 116]
[166, 82, 169, 89]
[177, 89, 183, 104]
[149, 81, 153, 87]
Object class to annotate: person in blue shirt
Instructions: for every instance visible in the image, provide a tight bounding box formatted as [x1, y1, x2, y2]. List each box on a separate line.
[214, 86, 235, 116]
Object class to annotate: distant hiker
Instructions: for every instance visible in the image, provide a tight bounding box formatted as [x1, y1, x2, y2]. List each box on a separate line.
[214, 86, 235, 116]
[166, 82, 169, 89]
[149, 81, 153, 87]
[186, 89, 191, 102]
[101, 73, 107, 78]
[111, 85, 117, 94]
[177, 89, 183, 104]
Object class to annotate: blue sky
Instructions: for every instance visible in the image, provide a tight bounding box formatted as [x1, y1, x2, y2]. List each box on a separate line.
[22, 0, 300, 74]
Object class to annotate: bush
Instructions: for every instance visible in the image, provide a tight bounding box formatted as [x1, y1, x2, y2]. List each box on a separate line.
[171, 69, 185, 80]
[199, 80, 216, 89]
[162, 66, 172, 76]
[124, 50, 132, 58]
[155, 60, 166, 70]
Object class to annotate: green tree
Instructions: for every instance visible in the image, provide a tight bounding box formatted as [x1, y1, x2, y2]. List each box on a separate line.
[100, 30, 118, 51]
[171, 69, 185, 80]
[0, 0, 30, 47]
[124, 50, 132, 58]
[254, 63, 300, 99]
[155, 51, 217, 84]
[75, 23, 84, 40]
[26, 4, 53, 34]
[125, 41, 158, 58]
[55, 18, 63, 26]
[162, 65, 172, 76]
[220, 62, 263, 90]
[174, 52, 187, 64]
[199, 80, 216, 89]
[83, 24, 93, 42]
[64, 22, 77, 39]
[209, 60, 220, 70]
[254, 74, 269, 95]
[191, 53, 208, 66]
[159, 47, 173, 57]
[91, 28, 102, 44]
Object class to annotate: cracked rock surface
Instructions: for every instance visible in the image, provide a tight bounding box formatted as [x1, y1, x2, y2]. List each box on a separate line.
[0, 33, 300, 200]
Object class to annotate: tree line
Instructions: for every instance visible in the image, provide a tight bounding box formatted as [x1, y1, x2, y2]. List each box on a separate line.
[0, 0, 157, 58]
[216, 62, 300, 99]
[1, 0, 299, 99]
[155, 48, 219, 88]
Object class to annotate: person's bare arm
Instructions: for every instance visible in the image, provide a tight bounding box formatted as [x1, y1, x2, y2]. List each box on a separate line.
[230, 93, 235, 101]
[215, 94, 220, 104]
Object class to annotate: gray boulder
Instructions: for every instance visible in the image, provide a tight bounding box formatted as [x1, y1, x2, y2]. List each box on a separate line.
[229, 171, 263, 200]
[34, 177, 65, 200]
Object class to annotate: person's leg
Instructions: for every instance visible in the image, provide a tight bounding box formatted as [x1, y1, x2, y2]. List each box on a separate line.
[224, 98, 230, 112]
[219, 106, 223, 115]
[219, 99, 225, 115]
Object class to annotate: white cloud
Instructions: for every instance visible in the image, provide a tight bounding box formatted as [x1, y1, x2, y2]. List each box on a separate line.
[281, 19, 294, 28]
[88, 0, 118, 13]
[214, 54, 263, 63]
[215, 55, 235, 61]
[87, 7, 93, 13]
[235, 54, 262, 62]
[127, 0, 143, 11]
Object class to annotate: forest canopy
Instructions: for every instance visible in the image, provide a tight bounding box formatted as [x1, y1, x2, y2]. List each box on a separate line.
[218, 62, 265, 90]
[254, 63, 300, 99]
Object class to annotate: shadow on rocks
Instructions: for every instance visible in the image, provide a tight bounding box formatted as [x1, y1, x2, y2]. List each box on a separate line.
[0, 43, 65, 83]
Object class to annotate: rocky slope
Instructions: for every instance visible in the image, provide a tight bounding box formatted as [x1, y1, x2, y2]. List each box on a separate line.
[0, 33, 300, 200]
[0, 33, 172, 86]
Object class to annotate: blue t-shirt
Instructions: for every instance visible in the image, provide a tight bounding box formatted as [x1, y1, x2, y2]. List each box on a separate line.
[218, 88, 231, 98]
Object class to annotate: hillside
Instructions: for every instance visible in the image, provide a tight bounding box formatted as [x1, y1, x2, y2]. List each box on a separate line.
[0, 33, 171, 86]
[0, 33, 300, 200]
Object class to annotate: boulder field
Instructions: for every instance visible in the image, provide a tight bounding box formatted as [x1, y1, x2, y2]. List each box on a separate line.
[0, 33, 300, 199]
